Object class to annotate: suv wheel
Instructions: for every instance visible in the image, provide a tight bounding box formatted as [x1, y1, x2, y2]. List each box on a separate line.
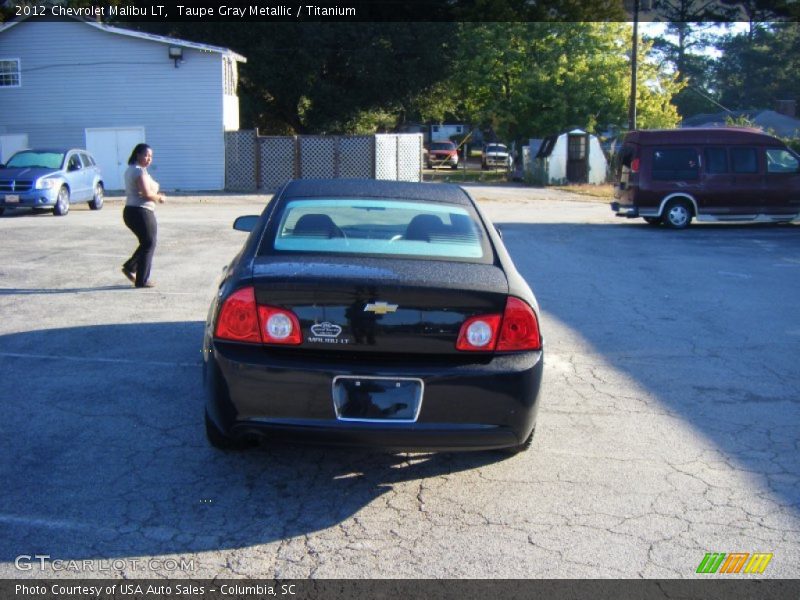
[663, 199, 692, 229]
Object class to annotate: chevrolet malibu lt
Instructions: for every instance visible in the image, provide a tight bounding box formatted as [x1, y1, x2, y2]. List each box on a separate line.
[203, 179, 543, 453]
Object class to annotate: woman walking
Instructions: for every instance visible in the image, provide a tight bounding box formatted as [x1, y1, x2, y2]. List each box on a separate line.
[121, 144, 165, 288]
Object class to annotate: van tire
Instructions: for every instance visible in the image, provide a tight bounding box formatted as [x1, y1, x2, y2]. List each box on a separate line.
[663, 199, 692, 229]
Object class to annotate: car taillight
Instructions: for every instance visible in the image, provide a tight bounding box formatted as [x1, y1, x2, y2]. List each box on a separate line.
[257, 305, 302, 345]
[215, 287, 261, 343]
[630, 157, 640, 173]
[456, 314, 502, 351]
[215, 286, 302, 345]
[496, 297, 541, 351]
[456, 298, 541, 353]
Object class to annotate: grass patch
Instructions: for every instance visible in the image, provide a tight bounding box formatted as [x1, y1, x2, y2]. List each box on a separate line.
[551, 183, 615, 199]
[423, 169, 511, 183]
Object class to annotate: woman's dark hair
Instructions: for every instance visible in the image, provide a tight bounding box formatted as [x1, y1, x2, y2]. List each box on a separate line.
[127, 143, 152, 165]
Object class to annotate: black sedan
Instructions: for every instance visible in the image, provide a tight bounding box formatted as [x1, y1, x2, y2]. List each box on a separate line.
[203, 179, 543, 453]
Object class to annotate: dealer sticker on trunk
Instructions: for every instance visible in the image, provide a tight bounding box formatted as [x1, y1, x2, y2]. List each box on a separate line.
[308, 322, 352, 345]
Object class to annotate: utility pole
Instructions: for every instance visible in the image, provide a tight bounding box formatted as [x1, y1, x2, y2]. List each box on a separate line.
[628, 0, 640, 131]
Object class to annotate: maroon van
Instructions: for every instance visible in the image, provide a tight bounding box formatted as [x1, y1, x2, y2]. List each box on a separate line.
[611, 128, 800, 228]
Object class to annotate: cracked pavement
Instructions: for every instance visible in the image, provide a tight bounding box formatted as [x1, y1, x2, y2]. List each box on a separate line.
[0, 188, 798, 579]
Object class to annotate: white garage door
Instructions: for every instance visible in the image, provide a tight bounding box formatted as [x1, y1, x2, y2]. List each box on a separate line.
[86, 127, 145, 191]
[0, 134, 29, 163]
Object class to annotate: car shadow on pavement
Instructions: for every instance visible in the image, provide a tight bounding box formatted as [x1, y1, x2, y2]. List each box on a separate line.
[0, 321, 512, 565]
[0, 285, 133, 295]
[497, 220, 800, 510]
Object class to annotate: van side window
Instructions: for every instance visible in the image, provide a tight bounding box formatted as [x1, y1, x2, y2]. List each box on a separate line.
[704, 148, 728, 173]
[730, 148, 758, 173]
[766, 148, 800, 173]
[652, 148, 699, 181]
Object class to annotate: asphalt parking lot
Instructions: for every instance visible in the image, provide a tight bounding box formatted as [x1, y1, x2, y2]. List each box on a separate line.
[0, 187, 798, 579]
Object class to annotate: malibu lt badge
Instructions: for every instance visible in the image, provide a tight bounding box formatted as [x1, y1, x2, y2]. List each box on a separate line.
[308, 322, 350, 345]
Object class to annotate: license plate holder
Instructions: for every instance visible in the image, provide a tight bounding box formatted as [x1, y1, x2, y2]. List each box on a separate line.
[5, 194, 19, 203]
[332, 376, 423, 422]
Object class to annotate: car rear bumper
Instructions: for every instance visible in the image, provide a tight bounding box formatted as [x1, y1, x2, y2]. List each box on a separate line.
[204, 342, 543, 451]
[610, 201, 639, 218]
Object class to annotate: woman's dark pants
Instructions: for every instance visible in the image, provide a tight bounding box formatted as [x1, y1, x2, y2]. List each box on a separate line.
[122, 206, 157, 287]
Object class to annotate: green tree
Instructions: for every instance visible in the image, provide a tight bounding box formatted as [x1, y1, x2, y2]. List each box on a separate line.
[445, 23, 682, 143]
[714, 23, 800, 111]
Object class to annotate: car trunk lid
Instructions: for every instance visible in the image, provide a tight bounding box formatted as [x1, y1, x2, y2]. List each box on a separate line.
[251, 256, 508, 355]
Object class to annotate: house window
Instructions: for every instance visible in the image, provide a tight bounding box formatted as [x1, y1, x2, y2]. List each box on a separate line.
[223, 57, 237, 96]
[0, 59, 21, 87]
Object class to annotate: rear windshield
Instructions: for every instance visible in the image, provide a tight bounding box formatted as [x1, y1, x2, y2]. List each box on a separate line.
[260, 197, 492, 263]
[430, 142, 455, 151]
[485, 145, 507, 153]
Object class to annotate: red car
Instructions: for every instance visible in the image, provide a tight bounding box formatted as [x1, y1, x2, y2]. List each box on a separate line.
[427, 141, 459, 169]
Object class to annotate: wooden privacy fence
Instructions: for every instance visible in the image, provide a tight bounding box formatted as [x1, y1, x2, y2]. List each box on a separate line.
[225, 131, 424, 192]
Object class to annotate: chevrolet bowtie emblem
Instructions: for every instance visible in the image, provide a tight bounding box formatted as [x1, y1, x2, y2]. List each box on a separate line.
[364, 301, 399, 315]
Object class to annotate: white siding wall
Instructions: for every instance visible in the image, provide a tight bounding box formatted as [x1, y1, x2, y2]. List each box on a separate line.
[0, 20, 231, 190]
[548, 135, 569, 182]
[587, 135, 609, 184]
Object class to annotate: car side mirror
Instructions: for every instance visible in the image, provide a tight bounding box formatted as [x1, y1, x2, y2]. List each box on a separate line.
[233, 215, 259, 232]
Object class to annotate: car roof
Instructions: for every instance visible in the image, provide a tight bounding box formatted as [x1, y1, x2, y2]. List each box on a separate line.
[624, 127, 782, 145]
[281, 178, 473, 206]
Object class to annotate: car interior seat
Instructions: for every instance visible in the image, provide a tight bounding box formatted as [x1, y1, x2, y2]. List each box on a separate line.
[404, 214, 445, 242]
[292, 213, 344, 238]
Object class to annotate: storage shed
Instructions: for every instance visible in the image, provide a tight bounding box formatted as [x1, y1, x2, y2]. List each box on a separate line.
[528, 129, 608, 185]
[0, 18, 246, 191]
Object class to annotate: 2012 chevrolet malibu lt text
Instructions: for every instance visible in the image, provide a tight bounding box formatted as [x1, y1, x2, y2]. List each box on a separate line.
[203, 179, 544, 453]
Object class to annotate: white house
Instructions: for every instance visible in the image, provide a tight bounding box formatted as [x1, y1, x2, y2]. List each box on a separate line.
[527, 129, 608, 185]
[430, 123, 467, 142]
[0, 18, 246, 190]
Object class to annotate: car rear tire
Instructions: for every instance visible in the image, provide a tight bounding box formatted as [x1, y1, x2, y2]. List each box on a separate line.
[0, 207, 5, 216]
[643, 217, 662, 226]
[451, 164, 458, 170]
[663, 199, 692, 229]
[89, 183, 104, 210]
[53, 186, 70, 216]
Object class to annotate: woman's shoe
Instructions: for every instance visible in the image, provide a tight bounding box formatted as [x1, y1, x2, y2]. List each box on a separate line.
[121, 267, 136, 284]
[136, 282, 155, 288]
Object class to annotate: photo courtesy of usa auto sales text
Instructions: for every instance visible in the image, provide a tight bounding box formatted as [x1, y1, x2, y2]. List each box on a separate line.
[15, 583, 298, 596]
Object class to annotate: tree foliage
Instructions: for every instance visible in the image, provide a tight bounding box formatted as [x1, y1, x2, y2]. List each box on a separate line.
[442, 23, 683, 141]
[714, 23, 800, 111]
[112, 17, 684, 139]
